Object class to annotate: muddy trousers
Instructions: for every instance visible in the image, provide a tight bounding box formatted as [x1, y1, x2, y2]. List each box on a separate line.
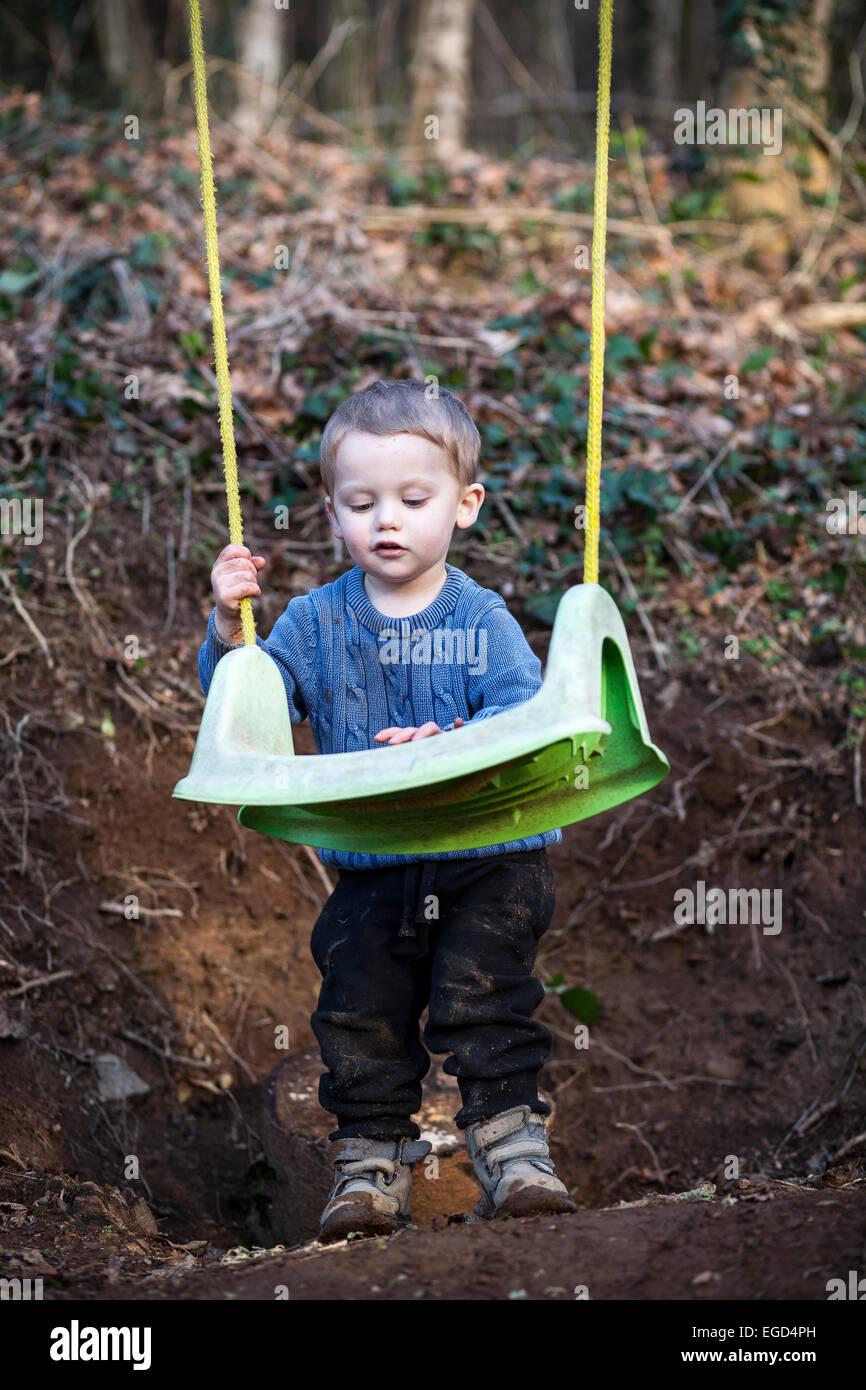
[309, 848, 556, 1142]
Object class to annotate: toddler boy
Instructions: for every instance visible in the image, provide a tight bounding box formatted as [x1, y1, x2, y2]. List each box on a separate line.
[199, 379, 575, 1241]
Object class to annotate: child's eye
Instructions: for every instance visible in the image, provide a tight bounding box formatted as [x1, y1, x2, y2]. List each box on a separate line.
[349, 499, 427, 511]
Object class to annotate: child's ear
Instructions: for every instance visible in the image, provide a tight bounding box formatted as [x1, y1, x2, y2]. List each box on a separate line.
[324, 495, 345, 540]
[455, 482, 484, 529]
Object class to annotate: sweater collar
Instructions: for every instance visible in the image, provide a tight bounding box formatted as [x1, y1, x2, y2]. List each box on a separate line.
[345, 562, 467, 633]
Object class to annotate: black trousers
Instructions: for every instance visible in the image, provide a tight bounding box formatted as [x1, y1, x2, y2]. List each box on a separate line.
[309, 847, 556, 1141]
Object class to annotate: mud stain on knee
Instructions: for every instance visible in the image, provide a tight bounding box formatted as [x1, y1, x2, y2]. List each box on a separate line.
[440, 950, 495, 993]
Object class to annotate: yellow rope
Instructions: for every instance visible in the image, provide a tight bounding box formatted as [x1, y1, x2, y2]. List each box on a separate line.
[187, 0, 256, 646]
[187, 0, 611, 600]
[584, 0, 613, 586]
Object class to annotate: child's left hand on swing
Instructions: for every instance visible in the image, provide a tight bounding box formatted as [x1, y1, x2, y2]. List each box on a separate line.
[374, 717, 464, 745]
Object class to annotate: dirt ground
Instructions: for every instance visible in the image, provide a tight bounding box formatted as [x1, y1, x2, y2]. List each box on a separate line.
[44, 1184, 866, 1302]
[1, 604, 865, 1302]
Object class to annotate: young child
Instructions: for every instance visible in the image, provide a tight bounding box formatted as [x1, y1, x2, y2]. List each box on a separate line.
[198, 379, 575, 1242]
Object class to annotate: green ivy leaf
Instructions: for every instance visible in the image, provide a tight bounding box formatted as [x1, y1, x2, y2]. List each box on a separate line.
[559, 987, 600, 1024]
[740, 347, 774, 374]
[0, 268, 42, 294]
[524, 589, 565, 626]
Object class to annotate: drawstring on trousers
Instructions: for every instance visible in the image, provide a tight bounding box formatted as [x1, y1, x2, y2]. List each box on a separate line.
[396, 861, 439, 956]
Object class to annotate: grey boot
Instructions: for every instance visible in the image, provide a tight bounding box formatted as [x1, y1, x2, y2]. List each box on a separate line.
[318, 1135, 432, 1244]
[465, 1105, 577, 1220]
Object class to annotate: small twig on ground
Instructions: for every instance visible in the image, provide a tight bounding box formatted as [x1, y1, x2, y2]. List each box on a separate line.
[827, 1131, 866, 1164]
[488, 491, 527, 544]
[795, 898, 831, 936]
[63, 464, 111, 656]
[853, 716, 865, 808]
[98, 901, 183, 921]
[200, 1009, 256, 1084]
[114, 666, 200, 734]
[613, 1120, 668, 1189]
[605, 537, 667, 671]
[120, 1030, 218, 1071]
[547, 1021, 678, 1091]
[598, 800, 639, 853]
[0, 1144, 27, 1170]
[65, 927, 173, 1021]
[162, 530, 176, 635]
[0, 569, 54, 668]
[179, 458, 192, 564]
[672, 438, 735, 517]
[358, 204, 745, 244]
[5, 969, 73, 997]
[101, 866, 200, 920]
[773, 959, 819, 1066]
[774, 1025, 866, 1154]
[283, 853, 326, 910]
[707, 470, 735, 529]
[591, 1077, 736, 1093]
[302, 845, 335, 896]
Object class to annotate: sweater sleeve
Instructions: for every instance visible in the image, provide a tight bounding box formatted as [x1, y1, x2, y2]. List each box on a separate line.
[197, 601, 312, 725]
[459, 601, 543, 724]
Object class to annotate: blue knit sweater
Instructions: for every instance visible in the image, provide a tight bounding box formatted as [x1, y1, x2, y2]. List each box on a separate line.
[198, 561, 562, 869]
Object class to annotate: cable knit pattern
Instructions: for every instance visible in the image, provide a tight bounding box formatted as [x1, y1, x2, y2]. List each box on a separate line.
[197, 561, 562, 869]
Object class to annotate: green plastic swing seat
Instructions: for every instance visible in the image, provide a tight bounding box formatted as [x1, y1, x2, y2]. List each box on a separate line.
[172, 582, 669, 854]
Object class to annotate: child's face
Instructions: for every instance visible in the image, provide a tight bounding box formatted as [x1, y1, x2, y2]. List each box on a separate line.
[324, 431, 483, 582]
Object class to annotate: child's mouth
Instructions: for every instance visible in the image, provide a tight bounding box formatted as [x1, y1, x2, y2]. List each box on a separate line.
[374, 543, 406, 555]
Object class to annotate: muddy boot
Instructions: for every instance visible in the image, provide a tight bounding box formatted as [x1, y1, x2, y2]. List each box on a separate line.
[318, 1135, 432, 1244]
[465, 1105, 577, 1220]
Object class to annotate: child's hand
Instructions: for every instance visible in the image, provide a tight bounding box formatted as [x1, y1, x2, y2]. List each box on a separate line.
[374, 718, 464, 745]
[211, 544, 266, 643]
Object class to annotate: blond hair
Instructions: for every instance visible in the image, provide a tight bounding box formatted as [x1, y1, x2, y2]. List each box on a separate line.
[319, 379, 481, 496]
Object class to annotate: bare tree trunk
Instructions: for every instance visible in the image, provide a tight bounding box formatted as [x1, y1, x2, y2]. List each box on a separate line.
[648, 0, 683, 109]
[718, 0, 835, 272]
[405, 0, 476, 161]
[318, 0, 374, 142]
[94, 0, 158, 110]
[233, 0, 290, 137]
[681, 0, 716, 103]
[537, 0, 574, 99]
[797, 0, 834, 117]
